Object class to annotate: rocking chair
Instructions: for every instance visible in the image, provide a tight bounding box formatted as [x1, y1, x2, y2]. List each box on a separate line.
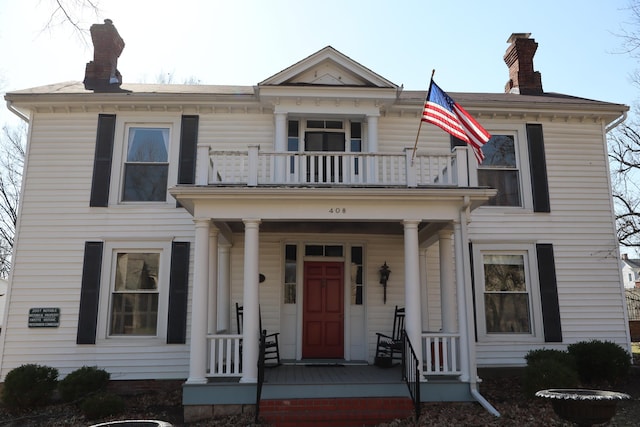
[236, 302, 281, 366]
[375, 305, 405, 367]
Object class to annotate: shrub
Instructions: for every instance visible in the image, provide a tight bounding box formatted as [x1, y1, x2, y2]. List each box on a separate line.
[79, 392, 125, 420]
[567, 340, 631, 385]
[523, 348, 579, 397]
[1, 364, 58, 410]
[58, 366, 110, 402]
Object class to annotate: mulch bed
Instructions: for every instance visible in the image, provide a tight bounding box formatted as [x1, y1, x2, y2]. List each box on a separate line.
[1, 368, 639, 426]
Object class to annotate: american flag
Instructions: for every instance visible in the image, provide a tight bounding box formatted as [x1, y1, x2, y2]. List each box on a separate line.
[421, 80, 490, 163]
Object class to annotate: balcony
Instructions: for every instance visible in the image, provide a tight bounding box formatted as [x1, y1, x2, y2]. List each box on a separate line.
[196, 145, 478, 188]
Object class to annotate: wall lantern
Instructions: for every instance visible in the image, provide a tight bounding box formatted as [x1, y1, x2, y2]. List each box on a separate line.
[379, 261, 391, 304]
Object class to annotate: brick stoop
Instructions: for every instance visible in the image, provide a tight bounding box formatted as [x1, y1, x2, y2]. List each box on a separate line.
[259, 397, 415, 427]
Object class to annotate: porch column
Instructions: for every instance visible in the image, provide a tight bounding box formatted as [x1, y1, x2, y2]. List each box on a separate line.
[367, 115, 379, 183]
[241, 218, 261, 383]
[403, 220, 423, 364]
[207, 226, 219, 334]
[439, 230, 456, 333]
[453, 219, 471, 382]
[217, 242, 232, 331]
[419, 247, 430, 332]
[274, 112, 287, 182]
[187, 218, 210, 384]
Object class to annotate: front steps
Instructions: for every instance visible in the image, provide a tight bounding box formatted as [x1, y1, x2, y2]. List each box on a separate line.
[258, 397, 415, 427]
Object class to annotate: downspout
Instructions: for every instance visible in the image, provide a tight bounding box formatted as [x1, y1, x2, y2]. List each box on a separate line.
[458, 196, 500, 417]
[6, 100, 29, 123]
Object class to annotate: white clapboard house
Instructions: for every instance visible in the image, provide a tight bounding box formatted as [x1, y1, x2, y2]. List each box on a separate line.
[0, 22, 631, 423]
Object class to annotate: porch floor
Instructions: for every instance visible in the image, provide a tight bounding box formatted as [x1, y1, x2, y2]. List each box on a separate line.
[183, 362, 473, 405]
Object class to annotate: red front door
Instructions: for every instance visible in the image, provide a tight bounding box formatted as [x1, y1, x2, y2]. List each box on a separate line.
[302, 262, 344, 358]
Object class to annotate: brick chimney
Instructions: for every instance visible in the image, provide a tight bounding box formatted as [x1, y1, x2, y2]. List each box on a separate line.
[83, 19, 125, 91]
[504, 33, 543, 95]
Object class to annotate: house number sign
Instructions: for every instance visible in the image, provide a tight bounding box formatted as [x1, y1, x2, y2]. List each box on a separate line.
[329, 208, 347, 214]
[28, 307, 60, 328]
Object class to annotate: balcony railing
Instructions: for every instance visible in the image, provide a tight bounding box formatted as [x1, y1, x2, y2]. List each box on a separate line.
[196, 145, 477, 188]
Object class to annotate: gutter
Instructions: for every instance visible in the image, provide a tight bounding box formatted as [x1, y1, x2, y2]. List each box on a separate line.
[605, 110, 627, 133]
[5, 100, 29, 123]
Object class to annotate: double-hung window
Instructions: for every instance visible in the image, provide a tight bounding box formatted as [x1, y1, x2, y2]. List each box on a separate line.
[473, 243, 543, 342]
[110, 252, 160, 335]
[478, 134, 521, 206]
[122, 126, 170, 201]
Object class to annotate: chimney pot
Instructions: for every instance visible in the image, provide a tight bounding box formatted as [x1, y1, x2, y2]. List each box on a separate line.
[504, 32, 543, 95]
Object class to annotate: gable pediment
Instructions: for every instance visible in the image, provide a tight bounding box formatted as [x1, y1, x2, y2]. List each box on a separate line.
[259, 46, 397, 89]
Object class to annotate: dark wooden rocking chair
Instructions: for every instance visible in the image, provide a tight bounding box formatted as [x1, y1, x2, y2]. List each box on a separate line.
[236, 302, 281, 366]
[375, 305, 405, 367]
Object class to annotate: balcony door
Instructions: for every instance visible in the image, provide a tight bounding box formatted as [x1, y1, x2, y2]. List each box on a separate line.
[305, 132, 345, 183]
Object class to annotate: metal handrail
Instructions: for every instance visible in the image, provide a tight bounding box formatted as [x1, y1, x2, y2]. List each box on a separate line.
[255, 330, 266, 424]
[402, 330, 421, 421]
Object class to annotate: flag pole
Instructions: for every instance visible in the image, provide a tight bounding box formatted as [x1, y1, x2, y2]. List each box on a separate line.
[411, 69, 436, 163]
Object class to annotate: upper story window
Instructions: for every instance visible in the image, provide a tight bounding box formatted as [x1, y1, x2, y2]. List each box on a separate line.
[122, 126, 170, 202]
[478, 134, 521, 206]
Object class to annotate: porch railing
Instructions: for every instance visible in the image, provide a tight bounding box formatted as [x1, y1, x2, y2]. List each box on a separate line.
[421, 332, 461, 375]
[402, 330, 421, 421]
[200, 146, 476, 187]
[206, 334, 242, 377]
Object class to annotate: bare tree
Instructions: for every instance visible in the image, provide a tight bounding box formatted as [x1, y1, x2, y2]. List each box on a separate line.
[0, 125, 26, 278]
[40, 0, 102, 42]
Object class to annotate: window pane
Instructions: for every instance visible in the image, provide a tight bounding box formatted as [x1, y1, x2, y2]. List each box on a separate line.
[288, 120, 299, 137]
[483, 254, 526, 292]
[127, 128, 168, 162]
[484, 293, 530, 333]
[288, 137, 299, 152]
[478, 170, 520, 206]
[110, 293, 159, 335]
[325, 245, 343, 257]
[481, 135, 515, 168]
[351, 122, 361, 138]
[114, 253, 159, 291]
[307, 120, 324, 129]
[325, 120, 343, 129]
[326, 133, 345, 151]
[123, 164, 169, 201]
[284, 244, 297, 304]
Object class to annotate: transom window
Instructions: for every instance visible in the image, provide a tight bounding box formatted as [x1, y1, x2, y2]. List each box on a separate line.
[122, 127, 170, 201]
[478, 134, 521, 206]
[110, 252, 160, 336]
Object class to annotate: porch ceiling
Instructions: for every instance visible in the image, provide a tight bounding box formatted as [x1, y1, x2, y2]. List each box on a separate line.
[225, 220, 407, 235]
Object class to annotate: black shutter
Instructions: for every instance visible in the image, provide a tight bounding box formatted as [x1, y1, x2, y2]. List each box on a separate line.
[77, 241, 104, 344]
[89, 114, 116, 207]
[178, 115, 199, 184]
[536, 243, 562, 342]
[526, 124, 551, 213]
[167, 241, 190, 344]
[469, 242, 478, 341]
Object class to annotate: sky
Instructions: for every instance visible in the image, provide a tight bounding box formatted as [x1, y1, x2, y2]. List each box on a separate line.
[0, 0, 639, 127]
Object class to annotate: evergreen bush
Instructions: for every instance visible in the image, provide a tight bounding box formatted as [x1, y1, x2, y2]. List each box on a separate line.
[79, 392, 125, 420]
[1, 364, 59, 410]
[58, 366, 110, 402]
[523, 348, 579, 397]
[567, 340, 631, 385]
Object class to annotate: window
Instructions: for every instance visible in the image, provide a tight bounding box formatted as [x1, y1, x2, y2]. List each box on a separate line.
[284, 244, 297, 304]
[122, 127, 169, 201]
[473, 244, 543, 342]
[351, 122, 362, 175]
[350, 246, 363, 305]
[110, 252, 160, 335]
[482, 254, 530, 333]
[478, 134, 521, 206]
